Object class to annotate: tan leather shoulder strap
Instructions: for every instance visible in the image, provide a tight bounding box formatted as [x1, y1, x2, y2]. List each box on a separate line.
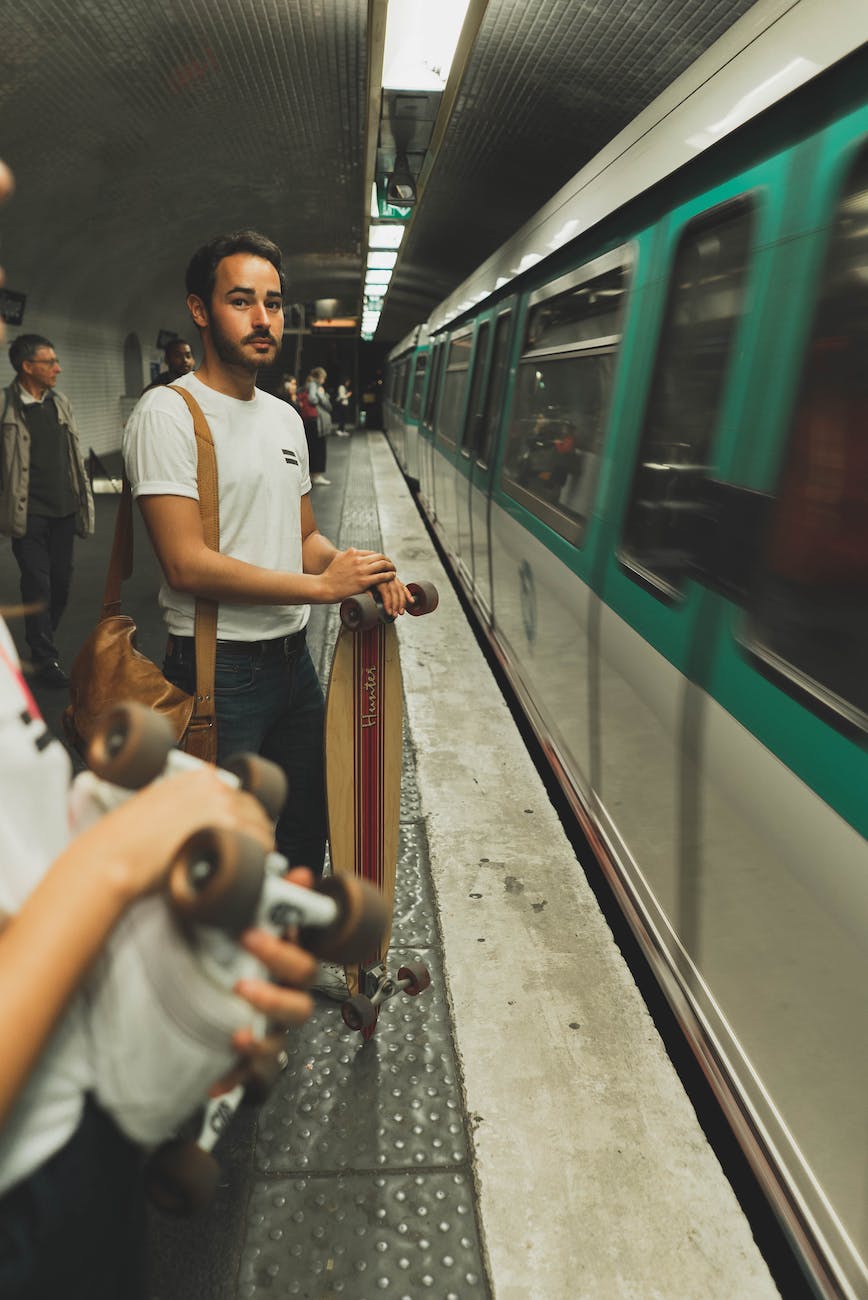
[166, 385, 219, 733]
[100, 479, 134, 617]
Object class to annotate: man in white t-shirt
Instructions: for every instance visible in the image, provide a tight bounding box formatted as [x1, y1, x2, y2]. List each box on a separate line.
[124, 230, 409, 875]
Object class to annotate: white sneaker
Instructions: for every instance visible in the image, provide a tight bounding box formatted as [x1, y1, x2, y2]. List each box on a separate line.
[312, 475, 331, 486]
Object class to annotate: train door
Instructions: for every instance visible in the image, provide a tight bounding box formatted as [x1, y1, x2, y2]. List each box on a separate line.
[454, 320, 491, 590]
[465, 305, 515, 621]
[490, 248, 634, 789]
[594, 184, 770, 935]
[418, 338, 445, 518]
[684, 131, 868, 1295]
[431, 328, 473, 560]
[403, 348, 428, 481]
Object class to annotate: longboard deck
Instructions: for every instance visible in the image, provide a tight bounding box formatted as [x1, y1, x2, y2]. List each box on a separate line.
[324, 619, 403, 1003]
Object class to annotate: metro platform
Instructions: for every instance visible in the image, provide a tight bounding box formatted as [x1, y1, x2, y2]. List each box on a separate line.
[0, 431, 781, 1299]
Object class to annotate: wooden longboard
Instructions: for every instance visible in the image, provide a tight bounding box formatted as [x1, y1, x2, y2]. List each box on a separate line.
[324, 615, 403, 1029]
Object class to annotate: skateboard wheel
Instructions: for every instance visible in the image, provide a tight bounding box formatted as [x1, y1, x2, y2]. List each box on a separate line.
[342, 994, 378, 1032]
[145, 1139, 220, 1217]
[223, 752, 287, 821]
[87, 702, 175, 788]
[340, 591, 380, 631]
[299, 875, 389, 964]
[406, 581, 439, 617]
[168, 828, 264, 933]
[398, 960, 431, 996]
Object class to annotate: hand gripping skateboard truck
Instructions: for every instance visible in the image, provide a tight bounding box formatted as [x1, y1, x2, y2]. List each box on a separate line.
[70, 701, 388, 1214]
[325, 580, 438, 1039]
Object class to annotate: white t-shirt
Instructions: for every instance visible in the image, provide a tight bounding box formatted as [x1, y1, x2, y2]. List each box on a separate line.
[0, 620, 92, 1195]
[123, 372, 312, 641]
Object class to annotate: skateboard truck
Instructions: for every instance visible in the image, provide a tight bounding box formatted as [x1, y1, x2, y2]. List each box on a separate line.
[341, 958, 432, 1033]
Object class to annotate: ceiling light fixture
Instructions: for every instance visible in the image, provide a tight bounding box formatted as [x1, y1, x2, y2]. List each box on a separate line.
[382, 0, 472, 91]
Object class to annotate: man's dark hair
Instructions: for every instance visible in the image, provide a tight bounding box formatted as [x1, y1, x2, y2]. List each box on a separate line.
[185, 231, 286, 310]
[8, 334, 54, 374]
[164, 336, 190, 357]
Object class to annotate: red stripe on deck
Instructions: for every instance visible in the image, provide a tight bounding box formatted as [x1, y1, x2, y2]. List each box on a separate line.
[353, 626, 387, 973]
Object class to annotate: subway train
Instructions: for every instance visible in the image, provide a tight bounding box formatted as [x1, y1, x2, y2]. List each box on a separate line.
[382, 8, 868, 1299]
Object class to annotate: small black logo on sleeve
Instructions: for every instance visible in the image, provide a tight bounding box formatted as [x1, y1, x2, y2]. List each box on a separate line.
[282, 449, 299, 466]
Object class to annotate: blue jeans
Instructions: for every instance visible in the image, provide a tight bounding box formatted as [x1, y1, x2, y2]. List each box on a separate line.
[163, 632, 326, 875]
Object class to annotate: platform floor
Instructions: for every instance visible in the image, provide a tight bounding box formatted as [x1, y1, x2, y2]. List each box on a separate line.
[0, 432, 779, 1299]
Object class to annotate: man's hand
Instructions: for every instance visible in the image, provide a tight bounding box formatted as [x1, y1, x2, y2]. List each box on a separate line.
[376, 575, 414, 619]
[319, 547, 397, 601]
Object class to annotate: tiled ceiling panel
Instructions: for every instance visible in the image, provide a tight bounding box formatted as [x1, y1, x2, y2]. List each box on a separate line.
[0, 0, 368, 317]
[0, 0, 759, 337]
[380, 0, 759, 337]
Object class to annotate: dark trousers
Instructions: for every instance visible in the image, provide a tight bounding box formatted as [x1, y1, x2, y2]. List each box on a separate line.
[0, 1097, 147, 1300]
[164, 633, 327, 875]
[303, 418, 326, 474]
[10, 513, 76, 665]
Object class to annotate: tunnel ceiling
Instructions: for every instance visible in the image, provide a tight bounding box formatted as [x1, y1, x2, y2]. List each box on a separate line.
[0, 0, 757, 346]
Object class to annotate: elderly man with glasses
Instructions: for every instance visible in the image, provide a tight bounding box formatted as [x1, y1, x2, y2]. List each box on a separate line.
[0, 334, 94, 685]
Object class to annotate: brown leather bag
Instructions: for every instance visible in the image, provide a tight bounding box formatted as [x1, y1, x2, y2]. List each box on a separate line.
[63, 387, 220, 762]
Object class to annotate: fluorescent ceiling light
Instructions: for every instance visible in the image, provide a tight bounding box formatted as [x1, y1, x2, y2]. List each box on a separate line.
[365, 271, 392, 288]
[370, 182, 379, 218]
[382, 0, 471, 91]
[367, 249, 398, 270]
[369, 224, 405, 250]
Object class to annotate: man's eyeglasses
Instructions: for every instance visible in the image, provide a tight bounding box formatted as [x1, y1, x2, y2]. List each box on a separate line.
[30, 358, 60, 368]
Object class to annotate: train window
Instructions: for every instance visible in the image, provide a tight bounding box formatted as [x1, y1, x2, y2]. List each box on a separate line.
[410, 353, 428, 419]
[437, 332, 473, 448]
[476, 311, 513, 465]
[501, 252, 630, 547]
[620, 201, 754, 596]
[746, 148, 868, 728]
[423, 340, 446, 431]
[460, 322, 491, 455]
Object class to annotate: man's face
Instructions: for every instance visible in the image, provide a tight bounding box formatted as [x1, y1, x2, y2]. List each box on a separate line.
[166, 341, 194, 377]
[21, 346, 61, 396]
[202, 253, 283, 373]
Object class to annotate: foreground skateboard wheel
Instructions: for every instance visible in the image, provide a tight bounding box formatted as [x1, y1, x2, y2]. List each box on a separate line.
[340, 591, 381, 631]
[223, 752, 287, 821]
[87, 702, 175, 788]
[406, 581, 439, 617]
[341, 994, 378, 1032]
[397, 960, 431, 995]
[168, 828, 264, 933]
[145, 1139, 220, 1217]
[299, 875, 389, 964]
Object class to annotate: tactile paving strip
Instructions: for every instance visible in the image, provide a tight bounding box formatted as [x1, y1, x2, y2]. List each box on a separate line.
[240, 1169, 485, 1298]
[233, 438, 490, 1297]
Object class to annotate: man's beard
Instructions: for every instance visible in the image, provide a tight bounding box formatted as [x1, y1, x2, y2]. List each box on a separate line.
[210, 319, 278, 372]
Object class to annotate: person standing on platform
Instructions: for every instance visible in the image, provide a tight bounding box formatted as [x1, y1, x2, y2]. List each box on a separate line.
[277, 373, 302, 415]
[0, 335, 94, 687]
[335, 376, 352, 435]
[142, 337, 195, 391]
[299, 366, 332, 485]
[123, 229, 409, 876]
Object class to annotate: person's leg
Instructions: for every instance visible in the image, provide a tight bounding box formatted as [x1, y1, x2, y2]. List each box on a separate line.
[46, 514, 76, 635]
[260, 645, 326, 875]
[10, 516, 57, 665]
